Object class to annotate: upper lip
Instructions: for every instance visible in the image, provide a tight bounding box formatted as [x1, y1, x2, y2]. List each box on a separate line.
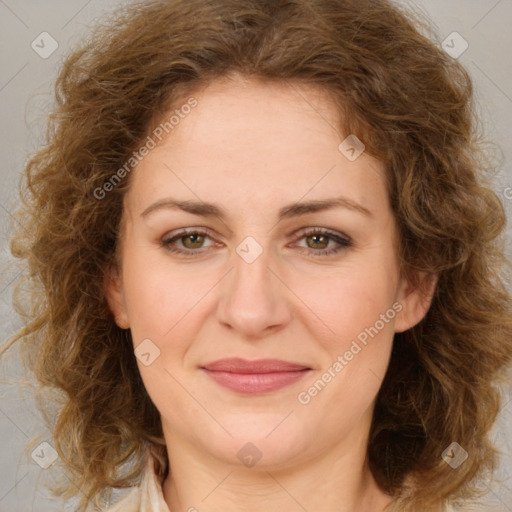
[201, 358, 310, 374]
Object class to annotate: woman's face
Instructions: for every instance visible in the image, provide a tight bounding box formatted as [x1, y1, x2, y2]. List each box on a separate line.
[106, 76, 429, 470]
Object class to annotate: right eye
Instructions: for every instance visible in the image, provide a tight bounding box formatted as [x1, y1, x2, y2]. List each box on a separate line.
[161, 228, 220, 257]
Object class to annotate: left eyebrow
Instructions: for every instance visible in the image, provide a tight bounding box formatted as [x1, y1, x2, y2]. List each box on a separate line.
[140, 196, 373, 221]
[278, 197, 373, 219]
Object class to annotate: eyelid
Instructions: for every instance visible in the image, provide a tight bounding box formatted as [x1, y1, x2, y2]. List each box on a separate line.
[293, 226, 351, 242]
[162, 226, 216, 240]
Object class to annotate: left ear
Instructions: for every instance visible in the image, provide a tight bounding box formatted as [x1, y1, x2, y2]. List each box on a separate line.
[394, 271, 438, 333]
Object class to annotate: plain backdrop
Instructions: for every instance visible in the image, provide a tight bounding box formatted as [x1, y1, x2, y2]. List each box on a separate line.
[1, 0, 511, 511]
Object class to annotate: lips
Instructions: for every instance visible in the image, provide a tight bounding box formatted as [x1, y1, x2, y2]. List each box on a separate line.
[201, 358, 311, 394]
[202, 358, 310, 373]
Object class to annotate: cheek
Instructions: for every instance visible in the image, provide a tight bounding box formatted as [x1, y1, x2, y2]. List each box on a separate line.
[293, 268, 398, 427]
[290, 258, 399, 351]
[120, 251, 208, 408]
[120, 248, 207, 341]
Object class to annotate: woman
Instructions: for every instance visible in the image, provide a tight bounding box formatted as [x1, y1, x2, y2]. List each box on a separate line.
[3, 0, 512, 511]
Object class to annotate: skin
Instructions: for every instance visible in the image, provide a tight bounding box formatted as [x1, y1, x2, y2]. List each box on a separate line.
[105, 74, 435, 512]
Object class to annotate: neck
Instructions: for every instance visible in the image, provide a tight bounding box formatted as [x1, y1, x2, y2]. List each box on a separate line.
[161, 412, 393, 512]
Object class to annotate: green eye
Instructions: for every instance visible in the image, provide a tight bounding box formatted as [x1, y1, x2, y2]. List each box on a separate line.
[294, 229, 352, 256]
[162, 229, 213, 256]
[306, 233, 329, 249]
[180, 233, 206, 249]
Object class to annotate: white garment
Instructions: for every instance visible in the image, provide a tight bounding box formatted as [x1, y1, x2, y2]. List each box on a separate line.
[106, 455, 170, 512]
[105, 454, 459, 512]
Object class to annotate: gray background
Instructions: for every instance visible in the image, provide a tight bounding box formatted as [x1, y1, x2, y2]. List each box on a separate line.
[1, 0, 512, 511]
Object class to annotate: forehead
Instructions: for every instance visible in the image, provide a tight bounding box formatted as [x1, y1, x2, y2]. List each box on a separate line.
[172, 76, 344, 155]
[124, 77, 387, 219]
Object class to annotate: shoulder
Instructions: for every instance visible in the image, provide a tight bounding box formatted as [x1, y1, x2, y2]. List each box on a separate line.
[105, 487, 141, 512]
[445, 503, 478, 512]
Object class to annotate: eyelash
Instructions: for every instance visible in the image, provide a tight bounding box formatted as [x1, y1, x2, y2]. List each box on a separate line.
[161, 228, 353, 258]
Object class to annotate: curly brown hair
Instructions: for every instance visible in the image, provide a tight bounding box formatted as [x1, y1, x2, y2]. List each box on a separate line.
[2, 0, 512, 510]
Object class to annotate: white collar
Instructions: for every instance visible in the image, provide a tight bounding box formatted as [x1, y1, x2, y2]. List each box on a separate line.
[106, 453, 170, 512]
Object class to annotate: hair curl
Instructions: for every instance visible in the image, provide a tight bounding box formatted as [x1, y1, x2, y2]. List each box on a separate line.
[3, 0, 512, 510]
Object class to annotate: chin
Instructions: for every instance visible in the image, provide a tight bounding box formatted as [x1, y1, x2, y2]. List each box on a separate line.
[192, 413, 314, 469]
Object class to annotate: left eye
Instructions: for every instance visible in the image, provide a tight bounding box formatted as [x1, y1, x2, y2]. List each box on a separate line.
[292, 228, 353, 256]
[161, 228, 352, 257]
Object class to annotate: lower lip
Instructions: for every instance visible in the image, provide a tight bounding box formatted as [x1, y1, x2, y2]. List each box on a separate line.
[202, 369, 311, 394]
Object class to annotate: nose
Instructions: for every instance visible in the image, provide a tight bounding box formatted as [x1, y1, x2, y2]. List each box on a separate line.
[216, 241, 292, 339]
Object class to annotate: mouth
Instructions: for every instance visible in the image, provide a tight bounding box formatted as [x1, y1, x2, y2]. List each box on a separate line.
[200, 358, 312, 394]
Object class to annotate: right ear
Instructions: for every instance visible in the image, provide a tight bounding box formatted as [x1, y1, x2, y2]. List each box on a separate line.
[103, 265, 130, 329]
